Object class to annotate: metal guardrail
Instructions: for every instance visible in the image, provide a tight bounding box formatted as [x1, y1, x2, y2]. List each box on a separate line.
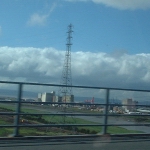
[0, 81, 150, 137]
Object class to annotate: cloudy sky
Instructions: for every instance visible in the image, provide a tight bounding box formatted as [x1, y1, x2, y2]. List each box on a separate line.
[0, 0, 150, 99]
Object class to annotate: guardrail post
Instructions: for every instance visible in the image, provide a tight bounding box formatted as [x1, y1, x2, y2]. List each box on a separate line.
[102, 89, 109, 134]
[13, 83, 22, 137]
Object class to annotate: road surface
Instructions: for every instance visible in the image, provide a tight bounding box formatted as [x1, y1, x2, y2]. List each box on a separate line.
[0, 138, 150, 150]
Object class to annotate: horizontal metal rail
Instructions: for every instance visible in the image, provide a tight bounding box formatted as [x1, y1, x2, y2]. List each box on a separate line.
[1, 80, 150, 92]
[1, 100, 150, 107]
[0, 123, 150, 128]
[0, 112, 150, 117]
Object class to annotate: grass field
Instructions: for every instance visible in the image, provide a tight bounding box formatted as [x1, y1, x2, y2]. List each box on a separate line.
[0, 103, 143, 137]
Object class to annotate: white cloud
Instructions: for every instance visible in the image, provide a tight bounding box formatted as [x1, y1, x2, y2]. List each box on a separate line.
[27, 3, 57, 26]
[1, 46, 150, 99]
[0, 46, 150, 85]
[27, 13, 48, 26]
[93, 0, 150, 10]
[66, 0, 150, 10]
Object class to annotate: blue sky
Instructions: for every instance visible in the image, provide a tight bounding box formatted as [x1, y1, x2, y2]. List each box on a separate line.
[1, 0, 150, 54]
[1, 0, 150, 100]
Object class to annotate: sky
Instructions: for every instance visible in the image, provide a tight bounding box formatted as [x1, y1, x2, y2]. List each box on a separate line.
[1, 0, 150, 100]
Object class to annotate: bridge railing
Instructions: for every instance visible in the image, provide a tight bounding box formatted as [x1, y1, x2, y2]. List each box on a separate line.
[0, 81, 150, 137]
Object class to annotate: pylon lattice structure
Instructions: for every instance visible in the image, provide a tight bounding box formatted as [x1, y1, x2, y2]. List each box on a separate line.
[59, 24, 73, 102]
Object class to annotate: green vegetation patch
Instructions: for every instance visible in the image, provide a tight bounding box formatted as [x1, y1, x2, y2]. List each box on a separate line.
[0, 128, 13, 136]
[0, 104, 144, 136]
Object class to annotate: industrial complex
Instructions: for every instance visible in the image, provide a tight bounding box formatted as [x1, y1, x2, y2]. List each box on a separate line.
[37, 91, 74, 103]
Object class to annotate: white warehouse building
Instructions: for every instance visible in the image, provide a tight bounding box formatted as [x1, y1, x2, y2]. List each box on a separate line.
[38, 91, 55, 103]
[38, 91, 74, 103]
[122, 98, 137, 112]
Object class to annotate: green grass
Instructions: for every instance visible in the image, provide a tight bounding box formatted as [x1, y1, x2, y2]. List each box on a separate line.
[0, 104, 16, 111]
[0, 103, 144, 136]
[43, 114, 97, 124]
[43, 115, 143, 134]
[0, 119, 8, 124]
[107, 126, 142, 134]
[0, 127, 72, 137]
[77, 125, 142, 134]
[0, 118, 74, 137]
[0, 128, 13, 136]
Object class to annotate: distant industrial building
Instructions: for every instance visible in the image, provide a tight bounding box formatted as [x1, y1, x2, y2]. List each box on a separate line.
[61, 95, 74, 103]
[38, 91, 55, 103]
[53, 96, 60, 103]
[122, 99, 137, 112]
[38, 91, 74, 103]
[38, 93, 42, 102]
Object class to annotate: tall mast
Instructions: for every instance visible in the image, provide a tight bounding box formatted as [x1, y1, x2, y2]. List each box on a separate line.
[59, 24, 73, 102]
